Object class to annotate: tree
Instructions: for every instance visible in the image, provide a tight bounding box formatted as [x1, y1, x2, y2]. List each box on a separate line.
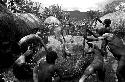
[5, 0, 42, 17]
[41, 4, 70, 23]
[103, 0, 125, 15]
[115, 2, 125, 11]
[86, 10, 103, 20]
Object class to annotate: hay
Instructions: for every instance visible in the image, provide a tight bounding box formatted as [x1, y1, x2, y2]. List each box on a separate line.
[14, 13, 43, 40]
[96, 11, 125, 33]
[44, 16, 61, 25]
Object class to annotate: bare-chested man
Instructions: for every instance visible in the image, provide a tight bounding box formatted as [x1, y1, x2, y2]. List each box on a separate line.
[33, 51, 61, 82]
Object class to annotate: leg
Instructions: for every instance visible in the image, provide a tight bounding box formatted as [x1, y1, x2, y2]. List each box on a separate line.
[116, 56, 125, 82]
[79, 57, 104, 82]
[96, 67, 105, 82]
[33, 66, 38, 82]
[79, 65, 94, 82]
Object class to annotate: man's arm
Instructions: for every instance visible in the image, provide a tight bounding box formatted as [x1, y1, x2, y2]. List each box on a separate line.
[85, 37, 99, 42]
[33, 66, 38, 82]
[15, 49, 33, 65]
[86, 29, 99, 38]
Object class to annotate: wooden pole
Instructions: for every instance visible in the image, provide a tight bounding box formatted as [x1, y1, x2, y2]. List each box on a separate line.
[83, 23, 87, 56]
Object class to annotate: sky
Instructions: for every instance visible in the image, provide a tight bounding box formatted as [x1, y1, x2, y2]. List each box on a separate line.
[31, 0, 115, 12]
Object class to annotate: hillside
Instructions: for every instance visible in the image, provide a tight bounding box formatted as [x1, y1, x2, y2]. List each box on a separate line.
[65, 10, 89, 20]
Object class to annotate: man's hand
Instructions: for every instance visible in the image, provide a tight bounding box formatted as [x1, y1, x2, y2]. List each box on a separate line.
[86, 37, 99, 42]
[15, 55, 25, 65]
[15, 47, 33, 65]
[22, 49, 33, 57]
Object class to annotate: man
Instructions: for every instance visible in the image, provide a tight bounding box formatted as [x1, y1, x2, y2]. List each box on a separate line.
[79, 18, 112, 82]
[13, 47, 34, 81]
[33, 51, 61, 82]
[85, 18, 112, 56]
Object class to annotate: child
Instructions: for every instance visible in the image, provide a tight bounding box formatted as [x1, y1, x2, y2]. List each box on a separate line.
[33, 51, 60, 82]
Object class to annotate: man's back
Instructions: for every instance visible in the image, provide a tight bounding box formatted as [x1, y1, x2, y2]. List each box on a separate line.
[35, 62, 56, 82]
[33, 51, 59, 82]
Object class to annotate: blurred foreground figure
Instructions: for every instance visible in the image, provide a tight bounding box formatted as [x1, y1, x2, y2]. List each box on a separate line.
[86, 18, 112, 56]
[33, 51, 60, 82]
[13, 48, 33, 81]
[0, 41, 20, 82]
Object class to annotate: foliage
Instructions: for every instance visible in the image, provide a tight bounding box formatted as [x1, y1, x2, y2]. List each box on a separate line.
[115, 2, 125, 11]
[96, 11, 125, 38]
[5, 0, 42, 17]
[41, 4, 70, 23]
[86, 10, 103, 20]
[103, 0, 125, 15]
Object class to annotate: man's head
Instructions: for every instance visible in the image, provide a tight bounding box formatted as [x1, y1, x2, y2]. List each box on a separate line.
[46, 51, 58, 64]
[103, 19, 111, 27]
[87, 42, 93, 48]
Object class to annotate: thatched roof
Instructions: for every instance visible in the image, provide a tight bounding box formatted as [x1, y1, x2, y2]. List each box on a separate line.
[14, 13, 43, 40]
[44, 16, 61, 25]
[0, 3, 44, 42]
[15, 13, 42, 29]
[96, 11, 125, 33]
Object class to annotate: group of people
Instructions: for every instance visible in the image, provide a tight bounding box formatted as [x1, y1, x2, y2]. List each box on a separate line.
[31, 18, 113, 82]
[79, 18, 113, 82]
[7, 18, 114, 82]
[0, 1, 119, 82]
[0, 9, 125, 82]
[32, 18, 115, 82]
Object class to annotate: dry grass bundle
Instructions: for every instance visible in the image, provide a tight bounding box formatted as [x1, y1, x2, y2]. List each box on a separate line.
[13, 13, 43, 41]
[96, 11, 125, 35]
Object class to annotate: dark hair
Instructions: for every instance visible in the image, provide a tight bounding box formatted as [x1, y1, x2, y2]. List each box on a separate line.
[87, 42, 93, 48]
[103, 19, 111, 25]
[46, 51, 58, 64]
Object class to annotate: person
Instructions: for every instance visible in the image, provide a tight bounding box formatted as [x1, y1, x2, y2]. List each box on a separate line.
[85, 18, 112, 57]
[0, 41, 21, 82]
[33, 51, 61, 82]
[35, 29, 48, 45]
[79, 19, 112, 82]
[13, 47, 34, 81]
